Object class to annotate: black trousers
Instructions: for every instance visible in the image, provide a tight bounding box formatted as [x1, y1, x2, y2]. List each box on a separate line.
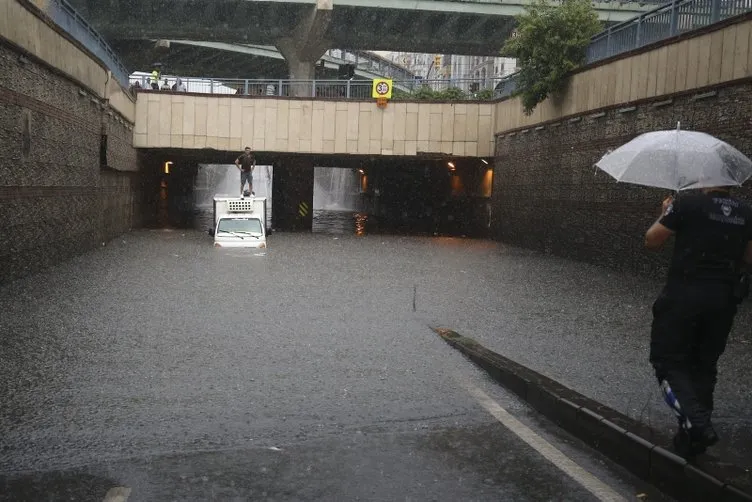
[649, 281, 736, 431]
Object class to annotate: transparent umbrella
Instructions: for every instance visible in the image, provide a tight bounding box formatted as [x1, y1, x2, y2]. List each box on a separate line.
[595, 123, 752, 191]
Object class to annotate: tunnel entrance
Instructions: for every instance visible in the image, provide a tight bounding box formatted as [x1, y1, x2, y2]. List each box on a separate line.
[194, 163, 274, 232]
[139, 154, 198, 229]
[138, 150, 276, 232]
[136, 150, 492, 238]
[310, 159, 493, 238]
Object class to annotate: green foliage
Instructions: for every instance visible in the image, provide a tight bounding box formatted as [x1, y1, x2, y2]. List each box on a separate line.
[435, 87, 468, 100]
[392, 85, 497, 101]
[474, 88, 495, 100]
[411, 86, 439, 100]
[502, 0, 601, 114]
[391, 88, 413, 100]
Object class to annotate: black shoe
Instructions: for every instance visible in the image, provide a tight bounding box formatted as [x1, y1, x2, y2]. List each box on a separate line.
[692, 425, 719, 450]
[673, 426, 719, 458]
[673, 429, 695, 458]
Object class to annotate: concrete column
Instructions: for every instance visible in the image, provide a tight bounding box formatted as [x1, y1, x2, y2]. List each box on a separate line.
[272, 158, 314, 231]
[279, 53, 318, 97]
[288, 60, 316, 81]
[276, 0, 332, 97]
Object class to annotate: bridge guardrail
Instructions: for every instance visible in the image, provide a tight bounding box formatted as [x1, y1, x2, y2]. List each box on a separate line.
[46, 0, 131, 88]
[495, 0, 752, 99]
[133, 76, 505, 100]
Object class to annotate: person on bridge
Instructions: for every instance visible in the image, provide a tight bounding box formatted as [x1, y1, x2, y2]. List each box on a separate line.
[150, 69, 160, 90]
[645, 187, 752, 457]
[235, 147, 256, 197]
[172, 78, 187, 92]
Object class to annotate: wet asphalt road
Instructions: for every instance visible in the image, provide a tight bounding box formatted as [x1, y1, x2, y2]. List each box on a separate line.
[424, 239, 752, 472]
[0, 228, 670, 501]
[310, 210, 752, 473]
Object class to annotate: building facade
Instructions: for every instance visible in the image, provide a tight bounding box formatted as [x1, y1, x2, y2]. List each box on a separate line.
[377, 51, 518, 92]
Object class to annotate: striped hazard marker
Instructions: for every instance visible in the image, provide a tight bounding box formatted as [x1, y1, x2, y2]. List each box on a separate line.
[298, 201, 309, 217]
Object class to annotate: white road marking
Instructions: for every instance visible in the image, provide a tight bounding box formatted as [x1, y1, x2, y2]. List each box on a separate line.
[102, 486, 131, 502]
[463, 381, 628, 502]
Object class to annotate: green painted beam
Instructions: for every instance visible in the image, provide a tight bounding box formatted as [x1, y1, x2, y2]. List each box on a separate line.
[333, 0, 654, 20]
[116, 39, 413, 81]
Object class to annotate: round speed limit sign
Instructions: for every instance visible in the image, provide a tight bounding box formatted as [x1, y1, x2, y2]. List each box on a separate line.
[376, 82, 389, 95]
[371, 79, 393, 99]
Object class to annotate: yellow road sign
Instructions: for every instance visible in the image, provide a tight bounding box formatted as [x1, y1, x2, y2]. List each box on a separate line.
[298, 201, 309, 217]
[372, 79, 393, 99]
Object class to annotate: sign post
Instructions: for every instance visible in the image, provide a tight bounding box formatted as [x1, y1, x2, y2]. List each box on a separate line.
[372, 78, 392, 109]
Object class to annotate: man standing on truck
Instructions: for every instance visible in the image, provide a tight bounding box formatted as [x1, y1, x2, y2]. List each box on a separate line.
[235, 147, 256, 196]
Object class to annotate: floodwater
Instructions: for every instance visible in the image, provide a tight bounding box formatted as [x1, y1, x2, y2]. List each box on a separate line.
[0, 230, 671, 501]
[192, 208, 372, 236]
[189, 207, 443, 237]
[312, 209, 371, 236]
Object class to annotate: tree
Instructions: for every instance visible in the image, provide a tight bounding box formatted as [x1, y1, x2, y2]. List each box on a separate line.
[411, 85, 438, 100]
[502, 0, 601, 114]
[475, 89, 495, 100]
[435, 87, 468, 100]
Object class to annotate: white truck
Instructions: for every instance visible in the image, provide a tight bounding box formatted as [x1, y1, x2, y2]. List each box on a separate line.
[210, 196, 268, 248]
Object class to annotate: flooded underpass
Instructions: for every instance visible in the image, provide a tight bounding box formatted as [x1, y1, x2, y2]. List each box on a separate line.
[0, 221, 676, 500]
[3, 154, 728, 501]
[9, 148, 751, 500]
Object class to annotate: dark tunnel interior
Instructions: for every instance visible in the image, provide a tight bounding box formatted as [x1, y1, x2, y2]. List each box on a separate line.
[137, 150, 493, 238]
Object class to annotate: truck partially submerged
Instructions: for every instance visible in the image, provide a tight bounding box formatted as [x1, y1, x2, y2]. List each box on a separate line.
[210, 196, 268, 249]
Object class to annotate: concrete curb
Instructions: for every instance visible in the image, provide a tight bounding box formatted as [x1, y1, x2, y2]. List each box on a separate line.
[433, 328, 752, 502]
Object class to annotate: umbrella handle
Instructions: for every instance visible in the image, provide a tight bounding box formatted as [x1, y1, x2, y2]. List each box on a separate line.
[662, 192, 677, 214]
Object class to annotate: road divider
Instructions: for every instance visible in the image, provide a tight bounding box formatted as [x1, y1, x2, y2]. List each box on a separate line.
[433, 327, 752, 502]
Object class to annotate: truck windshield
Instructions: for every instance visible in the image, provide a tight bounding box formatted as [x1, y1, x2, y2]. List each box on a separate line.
[217, 218, 263, 236]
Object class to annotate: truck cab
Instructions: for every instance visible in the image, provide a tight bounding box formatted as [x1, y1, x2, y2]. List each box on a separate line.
[211, 196, 268, 249]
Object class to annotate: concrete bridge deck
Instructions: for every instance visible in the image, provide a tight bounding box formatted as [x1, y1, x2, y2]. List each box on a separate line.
[67, 0, 659, 57]
[118, 41, 419, 82]
[134, 91, 496, 157]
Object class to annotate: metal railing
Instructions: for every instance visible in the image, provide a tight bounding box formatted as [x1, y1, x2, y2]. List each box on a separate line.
[131, 75, 504, 100]
[46, 0, 130, 88]
[495, 0, 752, 98]
[588, 0, 752, 60]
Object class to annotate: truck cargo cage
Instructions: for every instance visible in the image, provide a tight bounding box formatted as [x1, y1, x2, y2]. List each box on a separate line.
[227, 199, 259, 212]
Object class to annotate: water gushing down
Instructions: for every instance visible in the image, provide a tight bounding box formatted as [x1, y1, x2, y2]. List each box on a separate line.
[313, 168, 363, 212]
[193, 164, 273, 229]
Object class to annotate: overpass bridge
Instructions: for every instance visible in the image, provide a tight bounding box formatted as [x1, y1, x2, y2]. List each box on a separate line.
[66, 0, 658, 56]
[64, 0, 661, 90]
[119, 41, 418, 83]
[132, 89, 495, 157]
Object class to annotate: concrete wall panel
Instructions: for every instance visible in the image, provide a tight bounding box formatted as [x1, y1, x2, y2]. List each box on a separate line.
[494, 17, 752, 134]
[134, 94, 496, 156]
[0, 39, 138, 284]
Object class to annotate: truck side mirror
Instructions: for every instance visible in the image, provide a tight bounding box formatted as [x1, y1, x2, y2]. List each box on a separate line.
[208, 228, 215, 237]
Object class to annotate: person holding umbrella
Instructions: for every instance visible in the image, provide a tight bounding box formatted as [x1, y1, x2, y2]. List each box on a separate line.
[597, 125, 752, 457]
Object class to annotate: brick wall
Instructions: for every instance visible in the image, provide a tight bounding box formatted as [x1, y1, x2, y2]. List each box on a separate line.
[0, 40, 139, 284]
[491, 81, 752, 277]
